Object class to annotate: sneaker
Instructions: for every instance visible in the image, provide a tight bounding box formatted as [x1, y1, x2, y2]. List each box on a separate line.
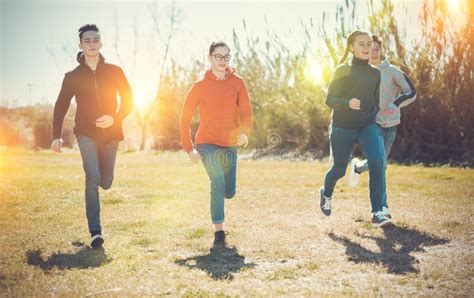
[382, 207, 392, 219]
[213, 230, 227, 248]
[348, 157, 361, 187]
[320, 187, 332, 216]
[371, 212, 391, 227]
[90, 234, 104, 248]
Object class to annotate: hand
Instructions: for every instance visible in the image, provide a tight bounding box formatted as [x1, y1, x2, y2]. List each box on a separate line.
[188, 149, 202, 164]
[95, 115, 114, 128]
[349, 98, 361, 110]
[237, 133, 249, 147]
[51, 138, 63, 153]
[380, 106, 397, 116]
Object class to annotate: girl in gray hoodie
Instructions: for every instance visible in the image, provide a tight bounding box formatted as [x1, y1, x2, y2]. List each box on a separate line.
[348, 35, 417, 219]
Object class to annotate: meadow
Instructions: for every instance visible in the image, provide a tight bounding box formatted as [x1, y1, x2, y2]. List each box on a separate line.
[0, 149, 472, 296]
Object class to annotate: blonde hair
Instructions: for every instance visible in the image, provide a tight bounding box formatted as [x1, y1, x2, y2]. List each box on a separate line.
[339, 30, 372, 64]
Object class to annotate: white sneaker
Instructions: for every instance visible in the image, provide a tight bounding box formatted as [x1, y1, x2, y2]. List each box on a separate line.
[348, 157, 361, 187]
[383, 206, 392, 219]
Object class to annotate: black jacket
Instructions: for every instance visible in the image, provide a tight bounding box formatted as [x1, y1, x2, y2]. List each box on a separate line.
[53, 52, 134, 143]
[326, 57, 381, 128]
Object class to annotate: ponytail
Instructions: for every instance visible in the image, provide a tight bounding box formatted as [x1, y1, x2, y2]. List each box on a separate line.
[339, 45, 351, 64]
[338, 30, 372, 65]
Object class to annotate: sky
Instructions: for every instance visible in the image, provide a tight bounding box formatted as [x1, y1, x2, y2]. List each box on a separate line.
[0, 0, 425, 108]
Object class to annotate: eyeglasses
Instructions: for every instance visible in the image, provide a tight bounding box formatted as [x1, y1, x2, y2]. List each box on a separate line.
[212, 54, 231, 61]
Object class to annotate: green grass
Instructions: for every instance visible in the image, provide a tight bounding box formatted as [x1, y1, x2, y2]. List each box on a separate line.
[0, 149, 473, 296]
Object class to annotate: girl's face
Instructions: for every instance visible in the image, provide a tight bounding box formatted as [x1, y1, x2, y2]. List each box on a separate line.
[350, 34, 372, 60]
[208, 46, 231, 72]
[371, 42, 382, 61]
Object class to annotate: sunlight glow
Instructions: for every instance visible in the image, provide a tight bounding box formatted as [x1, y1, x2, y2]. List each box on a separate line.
[447, 0, 461, 12]
[133, 91, 154, 111]
[305, 57, 323, 84]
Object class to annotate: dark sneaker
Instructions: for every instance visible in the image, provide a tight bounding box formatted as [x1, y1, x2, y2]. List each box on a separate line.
[213, 231, 227, 248]
[371, 212, 391, 227]
[320, 187, 332, 216]
[383, 207, 392, 219]
[90, 234, 104, 248]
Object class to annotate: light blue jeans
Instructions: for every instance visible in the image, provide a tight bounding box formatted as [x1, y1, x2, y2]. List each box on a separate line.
[195, 144, 238, 224]
[323, 124, 386, 213]
[77, 135, 118, 235]
[355, 125, 397, 208]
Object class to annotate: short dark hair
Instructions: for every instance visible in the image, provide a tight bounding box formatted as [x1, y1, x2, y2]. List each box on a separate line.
[209, 41, 230, 55]
[372, 34, 383, 48]
[78, 24, 100, 42]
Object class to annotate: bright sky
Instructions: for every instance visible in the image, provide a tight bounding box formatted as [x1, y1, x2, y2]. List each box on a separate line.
[0, 0, 424, 108]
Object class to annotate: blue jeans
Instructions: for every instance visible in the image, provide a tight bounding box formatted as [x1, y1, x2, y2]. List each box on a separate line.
[323, 124, 386, 213]
[355, 125, 397, 208]
[195, 144, 238, 224]
[77, 135, 119, 235]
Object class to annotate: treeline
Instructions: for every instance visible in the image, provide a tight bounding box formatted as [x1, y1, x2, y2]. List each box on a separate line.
[152, 0, 473, 165]
[1, 0, 472, 166]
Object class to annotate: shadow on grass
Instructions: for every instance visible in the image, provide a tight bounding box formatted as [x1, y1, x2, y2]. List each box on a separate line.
[329, 224, 449, 274]
[26, 242, 111, 271]
[175, 246, 256, 280]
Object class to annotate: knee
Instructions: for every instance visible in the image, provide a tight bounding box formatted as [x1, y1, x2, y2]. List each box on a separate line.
[368, 158, 385, 171]
[225, 190, 236, 199]
[210, 177, 225, 193]
[329, 163, 347, 179]
[100, 177, 114, 190]
[85, 174, 101, 188]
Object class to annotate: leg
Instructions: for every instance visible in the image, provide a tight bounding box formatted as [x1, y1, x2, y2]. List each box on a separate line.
[223, 147, 238, 199]
[380, 125, 397, 209]
[77, 135, 102, 235]
[357, 124, 386, 213]
[324, 126, 358, 197]
[355, 125, 397, 173]
[382, 126, 397, 159]
[98, 141, 119, 190]
[196, 144, 226, 227]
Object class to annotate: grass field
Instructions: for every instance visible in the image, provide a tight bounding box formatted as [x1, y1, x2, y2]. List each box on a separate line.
[0, 149, 473, 296]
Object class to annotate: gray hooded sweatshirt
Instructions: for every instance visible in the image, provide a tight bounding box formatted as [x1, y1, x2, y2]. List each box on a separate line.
[376, 59, 417, 128]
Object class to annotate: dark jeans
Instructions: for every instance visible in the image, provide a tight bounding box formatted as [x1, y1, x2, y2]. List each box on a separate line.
[324, 124, 386, 213]
[356, 125, 397, 208]
[77, 135, 118, 235]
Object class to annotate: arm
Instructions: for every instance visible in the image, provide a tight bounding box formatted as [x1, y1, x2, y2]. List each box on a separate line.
[238, 80, 253, 136]
[374, 73, 381, 112]
[325, 65, 351, 110]
[180, 84, 200, 153]
[115, 67, 134, 121]
[393, 71, 417, 108]
[52, 74, 74, 139]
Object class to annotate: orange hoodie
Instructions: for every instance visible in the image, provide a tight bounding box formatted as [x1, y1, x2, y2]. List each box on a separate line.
[180, 68, 253, 153]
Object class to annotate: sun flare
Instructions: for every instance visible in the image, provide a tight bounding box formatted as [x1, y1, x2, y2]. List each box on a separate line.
[305, 58, 323, 84]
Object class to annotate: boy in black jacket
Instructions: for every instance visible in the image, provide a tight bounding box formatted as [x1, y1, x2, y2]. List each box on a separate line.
[51, 24, 134, 248]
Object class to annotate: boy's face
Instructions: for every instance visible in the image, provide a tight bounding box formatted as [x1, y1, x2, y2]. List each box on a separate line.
[79, 31, 102, 57]
[371, 42, 382, 60]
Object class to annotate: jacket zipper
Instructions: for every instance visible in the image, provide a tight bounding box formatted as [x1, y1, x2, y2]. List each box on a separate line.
[92, 69, 105, 139]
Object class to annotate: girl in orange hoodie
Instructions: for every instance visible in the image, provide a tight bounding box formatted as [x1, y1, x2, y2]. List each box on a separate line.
[180, 41, 253, 248]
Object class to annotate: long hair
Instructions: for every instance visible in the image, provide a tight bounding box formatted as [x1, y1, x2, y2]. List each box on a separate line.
[338, 30, 371, 65]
